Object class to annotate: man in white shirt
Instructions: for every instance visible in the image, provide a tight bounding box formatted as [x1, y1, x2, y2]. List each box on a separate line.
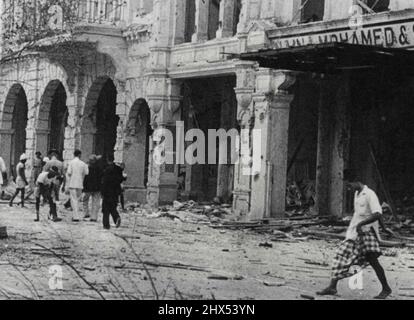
[43, 149, 64, 202]
[9, 154, 28, 207]
[34, 167, 60, 222]
[66, 149, 89, 222]
[317, 170, 394, 299]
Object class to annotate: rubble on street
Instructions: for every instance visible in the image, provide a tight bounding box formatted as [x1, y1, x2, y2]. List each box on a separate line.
[124, 200, 414, 250]
[0, 202, 413, 300]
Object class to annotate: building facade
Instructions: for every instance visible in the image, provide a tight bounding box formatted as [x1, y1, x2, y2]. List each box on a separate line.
[1, 0, 414, 220]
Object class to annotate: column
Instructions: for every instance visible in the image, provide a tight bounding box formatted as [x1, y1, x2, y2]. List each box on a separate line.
[216, 87, 234, 201]
[34, 129, 50, 156]
[315, 75, 350, 217]
[192, 0, 210, 42]
[237, 0, 261, 33]
[216, 0, 236, 39]
[315, 77, 334, 216]
[329, 75, 350, 218]
[114, 80, 127, 164]
[0, 129, 14, 173]
[63, 93, 78, 162]
[233, 60, 256, 216]
[269, 92, 294, 217]
[173, 0, 187, 44]
[250, 69, 296, 220]
[146, 77, 182, 208]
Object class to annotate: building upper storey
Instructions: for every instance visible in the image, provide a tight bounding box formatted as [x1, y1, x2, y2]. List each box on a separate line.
[2, 1, 414, 61]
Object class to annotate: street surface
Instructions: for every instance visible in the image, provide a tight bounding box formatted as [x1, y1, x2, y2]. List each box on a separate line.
[0, 202, 413, 300]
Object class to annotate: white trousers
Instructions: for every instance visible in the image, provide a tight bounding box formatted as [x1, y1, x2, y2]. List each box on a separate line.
[69, 188, 82, 220]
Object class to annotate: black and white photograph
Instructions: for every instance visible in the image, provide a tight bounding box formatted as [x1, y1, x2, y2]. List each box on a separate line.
[0, 0, 413, 307]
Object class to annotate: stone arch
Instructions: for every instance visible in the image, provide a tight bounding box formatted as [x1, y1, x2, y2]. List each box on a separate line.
[0, 84, 28, 177]
[123, 98, 153, 202]
[35, 80, 69, 158]
[79, 76, 119, 161]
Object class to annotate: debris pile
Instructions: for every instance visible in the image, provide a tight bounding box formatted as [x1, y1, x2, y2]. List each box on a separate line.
[128, 200, 236, 224]
[211, 215, 414, 248]
[286, 180, 316, 216]
[0, 180, 32, 201]
[128, 199, 414, 249]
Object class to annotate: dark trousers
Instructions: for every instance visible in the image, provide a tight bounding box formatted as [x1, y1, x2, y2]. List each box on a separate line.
[102, 197, 120, 229]
[119, 191, 125, 210]
[35, 184, 57, 218]
[52, 183, 60, 201]
[10, 188, 25, 206]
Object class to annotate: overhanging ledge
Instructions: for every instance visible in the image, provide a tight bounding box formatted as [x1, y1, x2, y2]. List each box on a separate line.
[240, 43, 414, 74]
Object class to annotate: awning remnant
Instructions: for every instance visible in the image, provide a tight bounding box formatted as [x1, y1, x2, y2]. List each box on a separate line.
[240, 43, 414, 74]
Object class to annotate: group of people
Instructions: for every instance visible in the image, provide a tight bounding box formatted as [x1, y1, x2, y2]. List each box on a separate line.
[1, 149, 127, 230]
[0, 148, 397, 299]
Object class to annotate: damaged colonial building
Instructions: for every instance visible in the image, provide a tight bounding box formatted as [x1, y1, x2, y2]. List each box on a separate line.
[1, 0, 414, 221]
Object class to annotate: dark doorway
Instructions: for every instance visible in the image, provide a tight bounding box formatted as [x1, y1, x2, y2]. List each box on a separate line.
[94, 79, 119, 161]
[49, 82, 68, 154]
[11, 87, 28, 177]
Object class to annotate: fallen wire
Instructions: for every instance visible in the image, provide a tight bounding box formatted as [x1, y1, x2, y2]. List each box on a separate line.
[114, 233, 159, 300]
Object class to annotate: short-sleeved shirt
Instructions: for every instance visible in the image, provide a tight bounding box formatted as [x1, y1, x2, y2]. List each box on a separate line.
[346, 185, 382, 241]
[36, 172, 54, 186]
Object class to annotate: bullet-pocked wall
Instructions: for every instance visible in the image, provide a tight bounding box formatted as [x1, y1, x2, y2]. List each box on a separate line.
[123, 98, 152, 203]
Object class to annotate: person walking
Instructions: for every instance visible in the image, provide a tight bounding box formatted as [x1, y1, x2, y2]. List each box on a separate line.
[61, 161, 72, 210]
[101, 154, 122, 230]
[118, 162, 127, 211]
[317, 170, 395, 299]
[82, 155, 102, 222]
[43, 149, 64, 202]
[66, 149, 88, 222]
[34, 167, 61, 222]
[0, 155, 7, 199]
[9, 154, 28, 207]
[32, 151, 43, 183]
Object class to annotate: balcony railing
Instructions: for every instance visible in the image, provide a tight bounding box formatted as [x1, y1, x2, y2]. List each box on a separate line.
[1, 0, 128, 45]
[77, 0, 126, 25]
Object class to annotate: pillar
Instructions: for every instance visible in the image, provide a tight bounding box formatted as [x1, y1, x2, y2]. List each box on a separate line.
[233, 60, 256, 216]
[192, 0, 210, 42]
[315, 77, 334, 216]
[216, 0, 236, 39]
[34, 129, 50, 156]
[329, 75, 350, 218]
[63, 93, 79, 162]
[114, 80, 128, 164]
[216, 85, 235, 202]
[173, 0, 187, 44]
[250, 69, 296, 220]
[146, 77, 182, 207]
[0, 129, 14, 174]
[315, 75, 350, 217]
